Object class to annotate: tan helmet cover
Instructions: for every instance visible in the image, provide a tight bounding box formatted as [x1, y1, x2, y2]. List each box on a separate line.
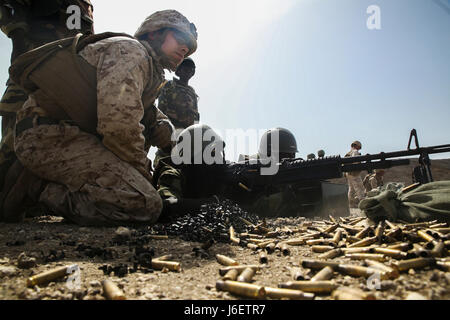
[134, 10, 198, 56]
[352, 141, 362, 149]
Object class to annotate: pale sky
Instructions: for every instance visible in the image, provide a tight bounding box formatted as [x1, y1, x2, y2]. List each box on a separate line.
[1, 0, 449, 162]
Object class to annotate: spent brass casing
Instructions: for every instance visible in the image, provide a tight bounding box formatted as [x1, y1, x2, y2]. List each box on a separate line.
[216, 280, 266, 299]
[281, 243, 291, 256]
[290, 268, 307, 281]
[247, 238, 266, 244]
[364, 260, 399, 279]
[323, 224, 339, 234]
[433, 228, 450, 234]
[342, 246, 376, 254]
[417, 230, 435, 243]
[436, 261, 450, 272]
[348, 217, 367, 226]
[332, 229, 343, 244]
[216, 254, 239, 266]
[278, 281, 337, 293]
[151, 260, 181, 272]
[223, 269, 240, 281]
[265, 243, 276, 254]
[153, 254, 174, 262]
[300, 259, 339, 270]
[258, 240, 276, 249]
[331, 287, 376, 300]
[147, 235, 169, 240]
[385, 228, 402, 239]
[374, 248, 408, 260]
[229, 226, 240, 245]
[445, 240, 450, 250]
[336, 264, 387, 279]
[430, 223, 448, 229]
[265, 231, 280, 238]
[385, 220, 397, 230]
[341, 225, 364, 235]
[27, 265, 74, 288]
[387, 242, 413, 251]
[404, 221, 437, 229]
[312, 245, 335, 253]
[307, 239, 336, 246]
[345, 253, 386, 262]
[319, 248, 343, 259]
[102, 280, 126, 300]
[284, 238, 306, 246]
[329, 215, 337, 224]
[265, 287, 315, 300]
[237, 267, 256, 283]
[219, 265, 263, 277]
[311, 266, 334, 282]
[348, 236, 377, 248]
[247, 243, 259, 251]
[392, 257, 435, 272]
[375, 221, 385, 241]
[346, 236, 364, 244]
[355, 226, 372, 239]
[430, 241, 446, 258]
[259, 252, 269, 264]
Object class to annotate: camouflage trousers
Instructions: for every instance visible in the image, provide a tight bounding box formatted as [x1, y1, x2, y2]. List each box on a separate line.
[0, 81, 28, 187]
[153, 150, 183, 200]
[347, 174, 365, 208]
[15, 123, 163, 226]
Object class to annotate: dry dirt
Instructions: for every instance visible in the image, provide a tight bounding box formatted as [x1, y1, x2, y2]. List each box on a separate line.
[0, 159, 449, 301]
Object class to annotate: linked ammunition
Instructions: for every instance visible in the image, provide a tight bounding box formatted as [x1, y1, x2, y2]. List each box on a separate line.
[300, 259, 339, 270]
[364, 260, 399, 279]
[216, 254, 239, 266]
[237, 267, 256, 283]
[290, 268, 307, 281]
[223, 269, 240, 281]
[27, 265, 76, 288]
[312, 245, 335, 253]
[102, 280, 126, 300]
[259, 252, 268, 264]
[265, 243, 276, 254]
[336, 264, 387, 279]
[311, 266, 334, 282]
[219, 265, 263, 277]
[348, 236, 377, 248]
[345, 253, 386, 262]
[319, 248, 343, 259]
[151, 260, 181, 272]
[387, 242, 413, 251]
[355, 226, 372, 239]
[229, 226, 240, 245]
[392, 257, 435, 272]
[418, 230, 435, 243]
[281, 243, 291, 256]
[332, 229, 343, 244]
[278, 281, 337, 293]
[216, 280, 266, 299]
[373, 248, 408, 260]
[331, 287, 376, 300]
[264, 287, 315, 300]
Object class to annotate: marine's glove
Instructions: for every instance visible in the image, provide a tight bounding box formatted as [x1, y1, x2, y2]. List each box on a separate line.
[150, 119, 175, 151]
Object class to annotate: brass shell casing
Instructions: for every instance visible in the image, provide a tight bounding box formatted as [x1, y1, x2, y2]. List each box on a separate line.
[278, 280, 337, 293]
[219, 265, 262, 277]
[392, 257, 435, 272]
[216, 254, 239, 266]
[300, 259, 339, 270]
[237, 267, 256, 283]
[151, 260, 181, 272]
[265, 287, 315, 300]
[310, 266, 334, 282]
[345, 253, 386, 262]
[331, 287, 376, 300]
[374, 247, 408, 260]
[102, 280, 126, 300]
[216, 280, 266, 299]
[223, 269, 240, 281]
[318, 248, 343, 260]
[27, 265, 73, 288]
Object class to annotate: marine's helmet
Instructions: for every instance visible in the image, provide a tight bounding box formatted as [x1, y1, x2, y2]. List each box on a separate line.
[134, 10, 198, 57]
[317, 150, 325, 158]
[173, 124, 225, 165]
[258, 128, 298, 159]
[351, 141, 362, 149]
[307, 153, 316, 160]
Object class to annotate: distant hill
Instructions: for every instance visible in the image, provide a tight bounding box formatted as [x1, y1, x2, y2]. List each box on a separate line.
[330, 159, 450, 186]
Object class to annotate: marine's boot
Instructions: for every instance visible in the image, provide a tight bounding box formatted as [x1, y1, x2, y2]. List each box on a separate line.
[0, 160, 44, 222]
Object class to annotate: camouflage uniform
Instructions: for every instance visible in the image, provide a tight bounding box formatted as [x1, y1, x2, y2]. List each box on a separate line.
[363, 172, 384, 193]
[0, 0, 94, 187]
[13, 10, 198, 226]
[345, 148, 365, 207]
[157, 78, 199, 130]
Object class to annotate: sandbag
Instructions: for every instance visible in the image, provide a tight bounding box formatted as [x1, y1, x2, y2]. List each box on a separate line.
[359, 181, 450, 223]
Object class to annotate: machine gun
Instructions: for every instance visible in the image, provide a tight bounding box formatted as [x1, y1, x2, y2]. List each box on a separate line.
[220, 129, 450, 196]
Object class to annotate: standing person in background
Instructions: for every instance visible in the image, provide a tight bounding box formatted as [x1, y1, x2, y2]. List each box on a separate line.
[363, 169, 385, 193]
[345, 140, 365, 208]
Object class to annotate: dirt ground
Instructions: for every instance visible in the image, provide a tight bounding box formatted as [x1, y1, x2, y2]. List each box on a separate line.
[0, 208, 449, 301]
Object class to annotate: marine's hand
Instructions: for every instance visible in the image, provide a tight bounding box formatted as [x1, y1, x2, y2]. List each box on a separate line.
[151, 119, 174, 150]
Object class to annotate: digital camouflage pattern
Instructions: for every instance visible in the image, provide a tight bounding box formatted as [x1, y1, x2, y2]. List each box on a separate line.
[345, 148, 365, 207]
[157, 79, 199, 129]
[363, 172, 384, 193]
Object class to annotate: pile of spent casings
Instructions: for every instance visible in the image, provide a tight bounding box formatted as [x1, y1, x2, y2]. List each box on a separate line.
[213, 215, 450, 300]
[151, 199, 260, 244]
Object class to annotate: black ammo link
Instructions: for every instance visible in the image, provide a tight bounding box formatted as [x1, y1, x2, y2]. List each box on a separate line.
[15, 117, 64, 136]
